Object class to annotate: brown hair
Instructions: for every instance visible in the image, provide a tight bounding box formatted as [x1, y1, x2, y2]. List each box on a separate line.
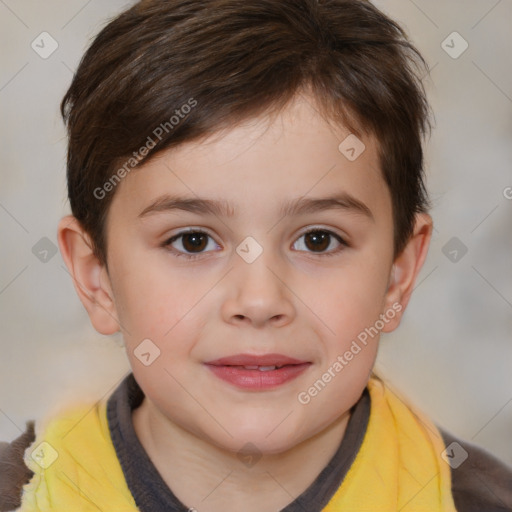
[61, 0, 432, 264]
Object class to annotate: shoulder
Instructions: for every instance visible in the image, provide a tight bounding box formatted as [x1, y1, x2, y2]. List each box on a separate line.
[0, 402, 110, 512]
[0, 422, 35, 512]
[439, 428, 512, 512]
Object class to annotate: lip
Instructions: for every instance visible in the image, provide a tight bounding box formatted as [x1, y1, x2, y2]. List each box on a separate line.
[204, 353, 312, 390]
[205, 353, 309, 367]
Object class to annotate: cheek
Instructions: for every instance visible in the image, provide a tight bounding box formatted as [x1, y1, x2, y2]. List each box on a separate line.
[307, 260, 391, 340]
[108, 250, 201, 344]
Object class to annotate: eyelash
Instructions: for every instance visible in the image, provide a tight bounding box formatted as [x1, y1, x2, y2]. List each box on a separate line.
[162, 228, 348, 260]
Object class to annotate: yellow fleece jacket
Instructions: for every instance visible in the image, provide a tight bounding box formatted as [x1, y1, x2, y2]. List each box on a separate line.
[19, 377, 457, 511]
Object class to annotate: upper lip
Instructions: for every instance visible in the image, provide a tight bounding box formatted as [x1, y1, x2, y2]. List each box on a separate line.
[205, 353, 310, 366]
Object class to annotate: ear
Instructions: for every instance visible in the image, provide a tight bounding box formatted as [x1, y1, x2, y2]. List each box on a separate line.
[381, 213, 433, 332]
[57, 215, 120, 335]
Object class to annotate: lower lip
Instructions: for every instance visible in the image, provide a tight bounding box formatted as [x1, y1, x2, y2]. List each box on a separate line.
[205, 363, 311, 390]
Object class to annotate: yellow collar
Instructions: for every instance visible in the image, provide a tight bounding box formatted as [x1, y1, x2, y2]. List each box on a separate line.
[20, 377, 456, 511]
[324, 377, 457, 511]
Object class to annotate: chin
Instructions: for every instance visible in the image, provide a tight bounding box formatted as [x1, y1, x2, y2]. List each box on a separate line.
[215, 422, 305, 457]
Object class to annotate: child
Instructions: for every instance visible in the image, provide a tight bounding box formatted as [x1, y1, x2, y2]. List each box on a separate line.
[3, 0, 512, 510]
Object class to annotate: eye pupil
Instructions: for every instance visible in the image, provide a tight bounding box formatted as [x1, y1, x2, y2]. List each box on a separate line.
[183, 233, 207, 252]
[305, 231, 330, 252]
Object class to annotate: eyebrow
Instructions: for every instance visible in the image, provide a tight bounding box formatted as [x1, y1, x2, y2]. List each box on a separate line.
[138, 193, 374, 221]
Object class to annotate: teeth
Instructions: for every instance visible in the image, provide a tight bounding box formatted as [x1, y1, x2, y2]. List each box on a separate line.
[242, 365, 278, 371]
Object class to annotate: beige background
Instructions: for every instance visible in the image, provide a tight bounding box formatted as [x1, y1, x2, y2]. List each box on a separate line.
[1, 0, 511, 465]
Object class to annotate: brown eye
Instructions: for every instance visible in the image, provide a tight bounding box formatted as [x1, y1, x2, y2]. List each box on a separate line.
[164, 230, 220, 258]
[293, 229, 346, 255]
[181, 232, 208, 252]
[304, 231, 330, 252]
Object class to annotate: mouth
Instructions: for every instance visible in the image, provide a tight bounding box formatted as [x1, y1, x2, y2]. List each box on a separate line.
[205, 353, 309, 367]
[204, 353, 312, 390]
[217, 364, 292, 371]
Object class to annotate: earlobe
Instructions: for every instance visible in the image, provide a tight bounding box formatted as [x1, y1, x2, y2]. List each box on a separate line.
[381, 213, 433, 332]
[57, 215, 120, 335]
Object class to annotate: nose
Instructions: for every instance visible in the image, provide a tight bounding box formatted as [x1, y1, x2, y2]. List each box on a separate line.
[221, 251, 296, 329]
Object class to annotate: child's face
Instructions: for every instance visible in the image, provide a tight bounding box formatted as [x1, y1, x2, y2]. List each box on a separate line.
[102, 94, 402, 453]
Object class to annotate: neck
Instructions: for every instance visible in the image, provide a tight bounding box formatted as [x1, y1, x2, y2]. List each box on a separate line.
[132, 399, 350, 512]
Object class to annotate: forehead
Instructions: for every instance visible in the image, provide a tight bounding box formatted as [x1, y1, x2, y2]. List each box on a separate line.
[108, 94, 391, 223]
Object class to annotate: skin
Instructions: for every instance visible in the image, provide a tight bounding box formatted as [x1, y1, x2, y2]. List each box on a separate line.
[58, 93, 432, 511]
